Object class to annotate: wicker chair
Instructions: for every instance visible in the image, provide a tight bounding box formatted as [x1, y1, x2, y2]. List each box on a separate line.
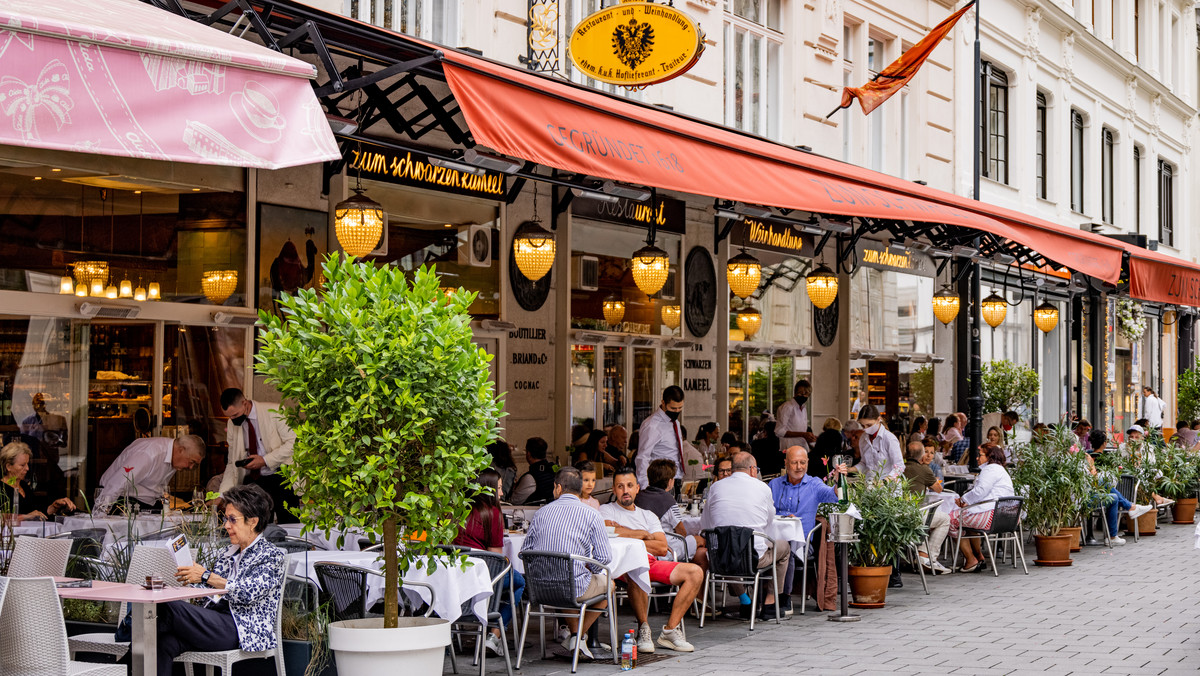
[7, 535, 72, 577]
[698, 527, 780, 631]
[68, 545, 180, 661]
[0, 576, 125, 675]
[314, 562, 373, 621]
[516, 550, 618, 674]
[174, 555, 288, 676]
[952, 496, 1029, 576]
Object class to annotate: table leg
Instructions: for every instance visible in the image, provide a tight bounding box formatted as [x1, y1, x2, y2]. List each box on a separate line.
[131, 602, 158, 676]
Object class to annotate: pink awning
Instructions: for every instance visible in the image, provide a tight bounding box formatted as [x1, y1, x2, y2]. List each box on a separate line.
[0, 0, 340, 169]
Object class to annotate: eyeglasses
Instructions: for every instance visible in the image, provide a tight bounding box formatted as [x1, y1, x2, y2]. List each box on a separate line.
[223, 514, 242, 524]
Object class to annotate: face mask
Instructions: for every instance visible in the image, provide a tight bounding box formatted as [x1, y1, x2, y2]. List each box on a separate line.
[665, 409, 680, 422]
[794, 395, 808, 407]
[232, 415, 247, 427]
[865, 423, 880, 436]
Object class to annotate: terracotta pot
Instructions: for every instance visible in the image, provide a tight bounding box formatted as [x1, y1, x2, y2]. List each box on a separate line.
[1171, 497, 1197, 524]
[1032, 533, 1073, 566]
[1058, 526, 1083, 553]
[847, 565, 891, 608]
[1125, 509, 1157, 536]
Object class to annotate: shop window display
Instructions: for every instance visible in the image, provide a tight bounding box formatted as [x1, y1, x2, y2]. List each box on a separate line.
[569, 220, 681, 335]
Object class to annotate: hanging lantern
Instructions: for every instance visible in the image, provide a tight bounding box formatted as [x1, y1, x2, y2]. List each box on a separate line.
[333, 190, 385, 258]
[74, 282, 87, 297]
[931, 285, 960, 325]
[202, 270, 238, 305]
[147, 282, 161, 300]
[90, 279, 105, 297]
[134, 284, 147, 302]
[661, 304, 681, 330]
[630, 245, 670, 296]
[1034, 301, 1060, 333]
[726, 250, 761, 299]
[981, 292, 1008, 328]
[736, 306, 762, 339]
[805, 265, 838, 309]
[104, 284, 118, 299]
[512, 225, 556, 281]
[73, 261, 108, 292]
[118, 278, 133, 298]
[59, 275, 74, 295]
[602, 295, 626, 326]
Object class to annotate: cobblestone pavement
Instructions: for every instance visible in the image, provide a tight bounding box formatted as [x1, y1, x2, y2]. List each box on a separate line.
[501, 518, 1200, 675]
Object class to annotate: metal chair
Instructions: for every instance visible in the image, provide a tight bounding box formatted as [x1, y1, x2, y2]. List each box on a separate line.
[903, 502, 939, 595]
[795, 521, 824, 615]
[273, 536, 319, 554]
[517, 550, 618, 673]
[69, 544, 181, 660]
[314, 561, 372, 621]
[0, 576, 125, 675]
[698, 527, 781, 631]
[1116, 475, 1142, 542]
[48, 528, 107, 558]
[174, 555, 288, 676]
[952, 497, 1028, 577]
[6, 535, 72, 577]
[444, 550, 515, 676]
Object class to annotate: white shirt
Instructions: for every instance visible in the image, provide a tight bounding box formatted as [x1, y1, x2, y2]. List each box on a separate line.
[960, 462, 1015, 514]
[1143, 395, 1166, 427]
[95, 437, 177, 509]
[635, 408, 684, 488]
[851, 397, 866, 416]
[681, 442, 706, 482]
[775, 398, 810, 451]
[242, 402, 274, 477]
[700, 470, 775, 557]
[599, 502, 664, 535]
[856, 426, 904, 481]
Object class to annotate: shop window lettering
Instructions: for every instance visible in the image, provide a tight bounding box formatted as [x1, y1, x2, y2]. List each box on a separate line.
[347, 149, 505, 196]
[546, 124, 684, 173]
[1166, 273, 1200, 303]
[684, 359, 712, 369]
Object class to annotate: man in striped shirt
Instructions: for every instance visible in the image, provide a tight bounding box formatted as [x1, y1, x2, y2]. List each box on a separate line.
[521, 466, 612, 658]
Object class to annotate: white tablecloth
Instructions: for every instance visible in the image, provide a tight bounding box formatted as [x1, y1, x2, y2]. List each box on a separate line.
[279, 524, 366, 551]
[679, 515, 810, 557]
[504, 533, 652, 592]
[926, 490, 961, 514]
[61, 514, 206, 548]
[285, 550, 492, 622]
[10, 522, 63, 538]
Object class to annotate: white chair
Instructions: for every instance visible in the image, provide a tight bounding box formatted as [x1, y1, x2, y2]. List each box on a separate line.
[7, 535, 72, 577]
[174, 556, 288, 676]
[69, 545, 180, 660]
[0, 576, 125, 675]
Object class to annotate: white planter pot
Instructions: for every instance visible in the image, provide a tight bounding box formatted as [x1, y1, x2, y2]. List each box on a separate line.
[328, 617, 450, 674]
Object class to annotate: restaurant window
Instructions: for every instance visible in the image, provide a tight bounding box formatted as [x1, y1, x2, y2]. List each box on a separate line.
[725, 0, 782, 139]
[602, 345, 625, 427]
[571, 344, 597, 427]
[1071, 110, 1085, 213]
[662, 350, 682, 391]
[1038, 298, 1068, 423]
[979, 62, 1009, 183]
[1158, 159, 1174, 246]
[563, 0, 643, 100]
[632, 348, 655, 430]
[842, 24, 857, 162]
[1035, 93, 1048, 199]
[569, 219, 681, 336]
[729, 260, 813, 346]
[1101, 128, 1115, 224]
[1133, 145, 1142, 232]
[348, 0, 458, 47]
[850, 269, 934, 354]
[360, 181, 501, 318]
[729, 352, 746, 439]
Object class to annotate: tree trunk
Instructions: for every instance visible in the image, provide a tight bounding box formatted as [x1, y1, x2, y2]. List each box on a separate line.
[383, 516, 398, 629]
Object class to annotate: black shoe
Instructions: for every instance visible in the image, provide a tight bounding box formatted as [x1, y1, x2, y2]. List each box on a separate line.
[738, 604, 754, 620]
[888, 573, 903, 588]
[778, 595, 793, 616]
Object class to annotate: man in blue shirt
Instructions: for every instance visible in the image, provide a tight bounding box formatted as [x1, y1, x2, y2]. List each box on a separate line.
[767, 446, 837, 615]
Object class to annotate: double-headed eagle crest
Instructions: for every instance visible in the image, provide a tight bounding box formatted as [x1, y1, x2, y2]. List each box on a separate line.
[612, 18, 654, 70]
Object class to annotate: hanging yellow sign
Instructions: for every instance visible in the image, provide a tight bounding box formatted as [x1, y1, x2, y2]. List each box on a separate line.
[568, 2, 704, 87]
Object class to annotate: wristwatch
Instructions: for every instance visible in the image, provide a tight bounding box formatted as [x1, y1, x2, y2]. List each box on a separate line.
[200, 570, 211, 586]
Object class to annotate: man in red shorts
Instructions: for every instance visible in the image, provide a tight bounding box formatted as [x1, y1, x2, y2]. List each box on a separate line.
[599, 467, 702, 654]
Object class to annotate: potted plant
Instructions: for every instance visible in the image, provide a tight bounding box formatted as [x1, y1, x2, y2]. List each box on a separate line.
[845, 477, 924, 608]
[980, 359, 1040, 414]
[1123, 440, 1162, 536]
[256, 257, 502, 672]
[1158, 443, 1198, 524]
[1008, 425, 1095, 566]
[1178, 358, 1200, 423]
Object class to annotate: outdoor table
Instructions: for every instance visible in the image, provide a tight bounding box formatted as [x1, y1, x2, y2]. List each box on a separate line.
[279, 524, 365, 551]
[679, 515, 810, 556]
[61, 513, 206, 548]
[926, 490, 960, 514]
[284, 550, 492, 622]
[10, 521, 63, 538]
[503, 532, 652, 591]
[56, 578, 225, 676]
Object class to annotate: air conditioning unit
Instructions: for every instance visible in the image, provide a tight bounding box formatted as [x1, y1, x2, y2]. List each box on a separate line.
[659, 266, 678, 300]
[572, 255, 599, 291]
[212, 312, 259, 326]
[78, 302, 140, 319]
[458, 225, 493, 267]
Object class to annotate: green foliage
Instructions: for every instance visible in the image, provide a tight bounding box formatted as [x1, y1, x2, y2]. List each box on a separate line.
[910, 364, 934, 417]
[847, 478, 926, 568]
[981, 359, 1040, 413]
[1178, 358, 1200, 422]
[1156, 443, 1199, 500]
[255, 256, 502, 626]
[1008, 425, 1098, 536]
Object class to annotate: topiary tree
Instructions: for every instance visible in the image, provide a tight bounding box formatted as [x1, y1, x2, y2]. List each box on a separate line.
[981, 359, 1040, 413]
[1178, 358, 1200, 423]
[255, 256, 503, 628]
[909, 364, 934, 417]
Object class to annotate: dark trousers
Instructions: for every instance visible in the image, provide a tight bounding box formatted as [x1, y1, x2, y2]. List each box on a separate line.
[249, 473, 300, 524]
[156, 600, 239, 676]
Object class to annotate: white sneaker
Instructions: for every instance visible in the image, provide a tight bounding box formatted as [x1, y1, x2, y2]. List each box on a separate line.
[484, 633, 502, 656]
[561, 635, 593, 660]
[636, 622, 656, 654]
[1129, 504, 1154, 519]
[931, 561, 952, 574]
[1109, 535, 1126, 546]
[657, 625, 695, 652]
[556, 625, 571, 642]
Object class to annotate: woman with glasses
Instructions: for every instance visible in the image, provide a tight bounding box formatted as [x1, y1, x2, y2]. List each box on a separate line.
[160, 484, 285, 676]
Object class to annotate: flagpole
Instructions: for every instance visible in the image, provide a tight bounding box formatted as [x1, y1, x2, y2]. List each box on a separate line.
[967, 0, 984, 474]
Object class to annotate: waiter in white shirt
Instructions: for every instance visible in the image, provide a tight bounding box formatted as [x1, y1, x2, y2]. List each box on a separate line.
[635, 386, 686, 489]
[775, 380, 816, 451]
[95, 435, 206, 513]
[218, 388, 298, 522]
[1142, 386, 1166, 430]
[851, 405, 904, 481]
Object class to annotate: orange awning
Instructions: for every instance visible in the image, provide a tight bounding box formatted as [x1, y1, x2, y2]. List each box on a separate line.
[1127, 247, 1200, 307]
[439, 51, 1126, 283]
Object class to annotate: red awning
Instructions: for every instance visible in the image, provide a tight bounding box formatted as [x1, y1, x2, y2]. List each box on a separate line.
[439, 51, 1126, 283]
[1127, 247, 1200, 307]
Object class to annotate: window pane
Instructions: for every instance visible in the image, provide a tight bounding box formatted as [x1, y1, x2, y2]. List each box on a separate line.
[571, 344, 596, 427]
[602, 345, 625, 427]
[771, 356, 793, 417]
[729, 352, 745, 439]
[632, 348, 655, 430]
[747, 355, 771, 440]
[735, 29, 746, 130]
[750, 33, 762, 134]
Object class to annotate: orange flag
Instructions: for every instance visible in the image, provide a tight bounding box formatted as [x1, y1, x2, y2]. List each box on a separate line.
[834, 1, 975, 116]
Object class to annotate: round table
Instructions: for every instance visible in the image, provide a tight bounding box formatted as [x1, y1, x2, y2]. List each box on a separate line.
[284, 550, 493, 622]
[503, 532, 651, 591]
